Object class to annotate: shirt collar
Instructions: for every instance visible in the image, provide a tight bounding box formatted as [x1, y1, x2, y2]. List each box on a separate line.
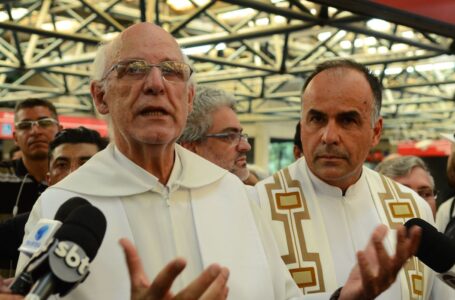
[53, 143, 227, 197]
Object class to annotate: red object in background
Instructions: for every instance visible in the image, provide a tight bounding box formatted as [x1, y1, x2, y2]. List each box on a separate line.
[0, 111, 108, 139]
[373, 0, 455, 25]
[397, 139, 452, 157]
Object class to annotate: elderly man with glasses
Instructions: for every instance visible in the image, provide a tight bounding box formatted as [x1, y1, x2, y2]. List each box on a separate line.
[0, 98, 61, 277]
[17, 23, 422, 300]
[376, 155, 437, 217]
[178, 86, 251, 182]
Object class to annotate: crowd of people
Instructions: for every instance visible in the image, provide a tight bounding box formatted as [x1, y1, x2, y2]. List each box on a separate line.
[0, 22, 454, 300]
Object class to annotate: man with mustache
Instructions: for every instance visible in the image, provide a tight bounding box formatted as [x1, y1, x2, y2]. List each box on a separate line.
[255, 59, 435, 299]
[0, 98, 61, 277]
[179, 86, 251, 182]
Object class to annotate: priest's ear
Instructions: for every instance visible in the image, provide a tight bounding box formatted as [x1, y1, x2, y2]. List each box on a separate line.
[91, 80, 109, 115]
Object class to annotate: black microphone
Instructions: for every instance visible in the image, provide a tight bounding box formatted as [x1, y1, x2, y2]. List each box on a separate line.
[18, 197, 92, 258]
[11, 203, 107, 299]
[404, 218, 455, 273]
[54, 197, 91, 222]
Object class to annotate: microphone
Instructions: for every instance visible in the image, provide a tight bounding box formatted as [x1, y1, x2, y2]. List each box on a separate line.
[11, 203, 106, 299]
[404, 218, 455, 289]
[18, 197, 91, 257]
[404, 218, 455, 273]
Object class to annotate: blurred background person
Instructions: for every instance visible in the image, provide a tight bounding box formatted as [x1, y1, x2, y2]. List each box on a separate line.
[0, 127, 106, 278]
[179, 86, 251, 182]
[436, 134, 455, 240]
[0, 98, 61, 277]
[376, 155, 437, 217]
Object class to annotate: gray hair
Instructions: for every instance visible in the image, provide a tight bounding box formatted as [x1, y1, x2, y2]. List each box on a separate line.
[375, 155, 434, 188]
[178, 86, 236, 143]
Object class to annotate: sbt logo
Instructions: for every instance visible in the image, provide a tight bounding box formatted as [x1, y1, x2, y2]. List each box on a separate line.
[54, 241, 90, 275]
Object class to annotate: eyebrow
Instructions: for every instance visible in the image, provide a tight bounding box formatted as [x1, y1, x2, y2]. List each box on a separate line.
[218, 127, 242, 133]
[337, 111, 361, 119]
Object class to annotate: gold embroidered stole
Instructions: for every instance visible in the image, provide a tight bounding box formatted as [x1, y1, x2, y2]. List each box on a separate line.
[257, 160, 431, 299]
[258, 160, 337, 294]
[366, 170, 429, 299]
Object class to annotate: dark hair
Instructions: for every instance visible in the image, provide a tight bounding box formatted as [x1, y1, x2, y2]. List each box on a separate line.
[14, 98, 59, 122]
[293, 121, 302, 151]
[302, 59, 382, 122]
[49, 126, 108, 158]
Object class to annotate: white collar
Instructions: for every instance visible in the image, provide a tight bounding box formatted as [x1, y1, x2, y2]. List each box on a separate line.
[53, 143, 227, 197]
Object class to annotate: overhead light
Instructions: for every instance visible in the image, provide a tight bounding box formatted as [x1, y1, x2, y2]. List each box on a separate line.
[317, 32, 332, 41]
[391, 43, 408, 51]
[182, 45, 212, 55]
[378, 46, 389, 54]
[219, 8, 255, 20]
[406, 66, 414, 73]
[415, 62, 455, 72]
[384, 67, 402, 75]
[367, 19, 391, 31]
[102, 32, 119, 41]
[367, 47, 377, 54]
[215, 43, 226, 50]
[167, 0, 209, 11]
[364, 37, 377, 46]
[340, 40, 351, 49]
[0, 8, 27, 22]
[41, 19, 78, 32]
[402, 31, 414, 39]
[274, 16, 286, 24]
[354, 38, 364, 48]
[256, 18, 269, 26]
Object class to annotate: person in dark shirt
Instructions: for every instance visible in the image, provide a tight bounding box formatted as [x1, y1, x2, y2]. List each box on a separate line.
[0, 126, 107, 275]
[0, 98, 61, 277]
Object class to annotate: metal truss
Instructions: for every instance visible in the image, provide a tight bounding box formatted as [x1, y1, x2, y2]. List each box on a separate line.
[0, 0, 454, 141]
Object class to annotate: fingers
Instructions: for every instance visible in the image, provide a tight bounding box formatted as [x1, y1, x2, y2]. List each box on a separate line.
[200, 267, 230, 300]
[147, 259, 187, 299]
[175, 264, 229, 300]
[119, 238, 151, 288]
[356, 250, 376, 299]
[372, 231, 394, 287]
[393, 225, 421, 273]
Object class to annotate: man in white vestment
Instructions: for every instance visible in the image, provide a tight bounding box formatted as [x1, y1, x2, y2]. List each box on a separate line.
[16, 24, 423, 300]
[255, 59, 436, 300]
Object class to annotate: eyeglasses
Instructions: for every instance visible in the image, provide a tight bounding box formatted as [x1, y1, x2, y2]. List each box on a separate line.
[101, 59, 193, 83]
[15, 118, 59, 131]
[417, 188, 438, 200]
[205, 132, 249, 145]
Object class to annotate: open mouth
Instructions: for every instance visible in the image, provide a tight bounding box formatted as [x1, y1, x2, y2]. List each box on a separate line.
[139, 108, 168, 117]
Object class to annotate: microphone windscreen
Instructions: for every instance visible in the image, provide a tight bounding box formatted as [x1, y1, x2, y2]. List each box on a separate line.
[54, 205, 107, 260]
[404, 218, 455, 273]
[54, 197, 91, 222]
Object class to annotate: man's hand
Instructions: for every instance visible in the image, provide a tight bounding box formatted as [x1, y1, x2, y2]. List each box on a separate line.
[340, 224, 421, 300]
[119, 238, 229, 300]
[0, 277, 23, 300]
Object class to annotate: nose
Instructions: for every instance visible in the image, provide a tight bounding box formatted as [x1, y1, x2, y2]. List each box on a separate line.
[143, 67, 165, 95]
[68, 162, 82, 174]
[321, 120, 340, 145]
[29, 122, 43, 134]
[237, 138, 251, 152]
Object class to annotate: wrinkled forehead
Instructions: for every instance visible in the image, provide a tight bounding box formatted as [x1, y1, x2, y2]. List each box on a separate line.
[114, 24, 183, 62]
